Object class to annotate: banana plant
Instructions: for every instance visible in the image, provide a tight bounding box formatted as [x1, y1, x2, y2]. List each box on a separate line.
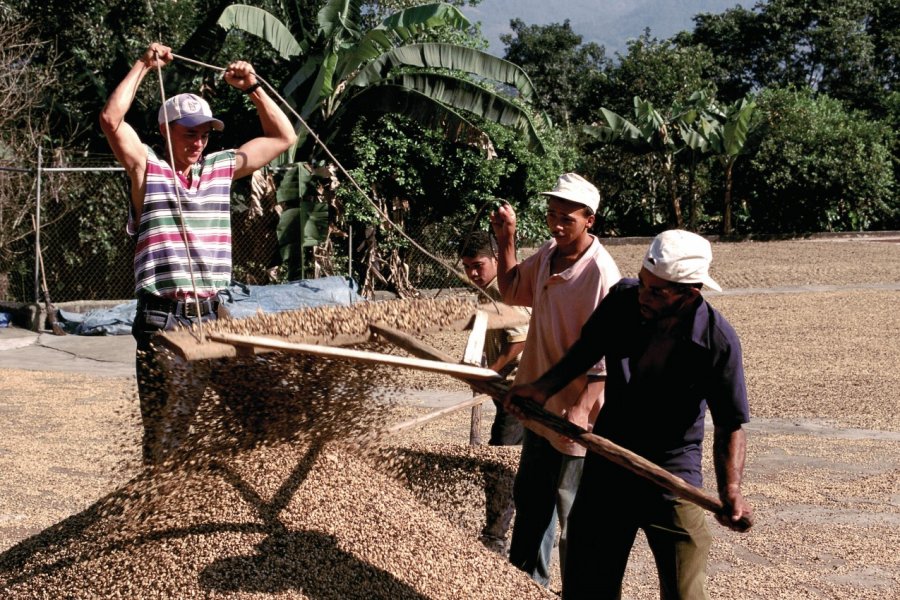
[588, 92, 758, 234]
[585, 97, 692, 228]
[699, 96, 758, 235]
[675, 91, 714, 230]
[211, 1, 544, 278]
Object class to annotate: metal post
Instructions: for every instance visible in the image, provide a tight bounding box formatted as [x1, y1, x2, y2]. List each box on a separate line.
[348, 223, 353, 279]
[34, 147, 42, 302]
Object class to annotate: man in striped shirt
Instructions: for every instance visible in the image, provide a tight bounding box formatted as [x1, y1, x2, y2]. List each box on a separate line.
[100, 42, 296, 464]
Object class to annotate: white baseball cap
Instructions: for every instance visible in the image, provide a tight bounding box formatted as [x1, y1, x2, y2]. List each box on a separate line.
[643, 230, 722, 292]
[540, 173, 600, 212]
[158, 93, 224, 131]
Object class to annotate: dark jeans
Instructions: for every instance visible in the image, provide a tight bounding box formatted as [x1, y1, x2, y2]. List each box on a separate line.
[480, 399, 524, 552]
[563, 454, 712, 600]
[509, 429, 584, 586]
[489, 398, 524, 446]
[132, 294, 219, 465]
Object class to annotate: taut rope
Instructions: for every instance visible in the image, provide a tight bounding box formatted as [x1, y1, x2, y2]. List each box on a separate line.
[165, 51, 495, 308]
[154, 50, 207, 341]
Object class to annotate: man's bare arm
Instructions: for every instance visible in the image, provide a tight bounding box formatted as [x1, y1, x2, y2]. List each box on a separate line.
[489, 203, 519, 296]
[228, 62, 297, 180]
[488, 340, 526, 375]
[99, 43, 171, 210]
[713, 424, 753, 531]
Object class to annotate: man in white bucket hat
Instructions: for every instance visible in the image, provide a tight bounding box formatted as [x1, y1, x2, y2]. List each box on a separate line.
[490, 173, 621, 585]
[100, 42, 296, 465]
[505, 229, 752, 598]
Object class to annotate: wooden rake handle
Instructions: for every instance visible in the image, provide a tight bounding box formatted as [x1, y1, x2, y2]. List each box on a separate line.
[273, 322, 750, 531]
[205, 332, 505, 381]
[512, 396, 754, 532]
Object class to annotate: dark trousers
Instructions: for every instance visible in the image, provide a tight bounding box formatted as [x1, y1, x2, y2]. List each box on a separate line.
[563, 455, 712, 600]
[509, 429, 584, 586]
[132, 295, 218, 465]
[489, 398, 524, 446]
[480, 399, 524, 551]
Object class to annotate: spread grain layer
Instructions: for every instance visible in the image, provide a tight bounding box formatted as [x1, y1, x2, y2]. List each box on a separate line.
[1, 238, 899, 599]
[0, 441, 544, 599]
[204, 295, 478, 340]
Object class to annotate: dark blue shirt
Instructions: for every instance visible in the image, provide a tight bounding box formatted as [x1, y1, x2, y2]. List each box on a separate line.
[555, 279, 749, 488]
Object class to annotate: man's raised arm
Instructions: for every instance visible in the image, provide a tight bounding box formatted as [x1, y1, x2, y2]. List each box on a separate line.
[228, 62, 297, 180]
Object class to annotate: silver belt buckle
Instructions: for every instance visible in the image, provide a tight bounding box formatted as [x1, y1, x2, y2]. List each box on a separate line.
[182, 299, 203, 318]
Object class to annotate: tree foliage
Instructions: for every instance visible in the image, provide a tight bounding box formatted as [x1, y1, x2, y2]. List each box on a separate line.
[209, 1, 546, 281]
[586, 96, 693, 229]
[686, 0, 900, 115]
[741, 86, 896, 233]
[335, 113, 570, 294]
[5, 0, 900, 302]
[0, 16, 68, 297]
[500, 19, 611, 130]
[604, 32, 716, 116]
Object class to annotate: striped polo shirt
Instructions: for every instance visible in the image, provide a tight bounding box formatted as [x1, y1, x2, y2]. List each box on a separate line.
[128, 145, 236, 298]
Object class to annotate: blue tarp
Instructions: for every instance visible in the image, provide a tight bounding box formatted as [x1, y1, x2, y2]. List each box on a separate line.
[57, 276, 362, 336]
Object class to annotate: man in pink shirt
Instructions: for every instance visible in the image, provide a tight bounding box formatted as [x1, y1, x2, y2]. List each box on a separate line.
[490, 173, 621, 586]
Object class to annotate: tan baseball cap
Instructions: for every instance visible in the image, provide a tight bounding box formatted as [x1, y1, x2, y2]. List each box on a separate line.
[540, 173, 600, 212]
[158, 93, 224, 131]
[643, 230, 722, 292]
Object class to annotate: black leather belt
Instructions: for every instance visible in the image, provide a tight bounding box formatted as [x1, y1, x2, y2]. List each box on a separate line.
[138, 294, 219, 318]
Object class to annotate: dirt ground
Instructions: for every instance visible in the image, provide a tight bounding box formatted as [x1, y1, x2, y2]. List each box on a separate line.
[1, 236, 899, 598]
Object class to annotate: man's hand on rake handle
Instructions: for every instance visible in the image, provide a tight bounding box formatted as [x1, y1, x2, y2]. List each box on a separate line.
[716, 486, 754, 533]
[502, 383, 550, 421]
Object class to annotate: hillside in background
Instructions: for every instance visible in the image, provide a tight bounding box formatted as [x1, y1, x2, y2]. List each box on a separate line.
[469, 0, 744, 56]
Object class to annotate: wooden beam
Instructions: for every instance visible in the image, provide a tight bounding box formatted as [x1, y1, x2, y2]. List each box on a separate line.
[155, 328, 374, 362]
[155, 299, 528, 363]
[369, 322, 456, 363]
[206, 332, 505, 382]
[369, 323, 511, 399]
[386, 394, 491, 434]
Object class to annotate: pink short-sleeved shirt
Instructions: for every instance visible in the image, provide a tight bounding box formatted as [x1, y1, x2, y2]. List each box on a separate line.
[505, 236, 621, 455]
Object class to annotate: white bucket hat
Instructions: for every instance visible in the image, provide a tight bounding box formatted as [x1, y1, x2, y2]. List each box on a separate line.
[158, 93, 224, 131]
[643, 230, 722, 292]
[540, 173, 600, 212]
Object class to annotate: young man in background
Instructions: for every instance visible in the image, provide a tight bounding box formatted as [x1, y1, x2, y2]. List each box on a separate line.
[490, 173, 621, 586]
[459, 231, 530, 553]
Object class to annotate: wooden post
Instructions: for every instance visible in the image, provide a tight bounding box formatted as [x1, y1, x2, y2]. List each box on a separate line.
[462, 310, 488, 365]
[463, 311, 488, 446]
[469, 403, 482, 446]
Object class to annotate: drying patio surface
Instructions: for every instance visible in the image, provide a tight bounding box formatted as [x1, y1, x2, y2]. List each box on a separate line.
[1, 235, 898, 598]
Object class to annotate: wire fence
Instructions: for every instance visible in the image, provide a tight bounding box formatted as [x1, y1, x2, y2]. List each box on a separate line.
[0, 151, 475, 307]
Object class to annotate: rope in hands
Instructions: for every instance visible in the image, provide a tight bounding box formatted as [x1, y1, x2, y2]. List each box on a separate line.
[152, 49, 497, 324]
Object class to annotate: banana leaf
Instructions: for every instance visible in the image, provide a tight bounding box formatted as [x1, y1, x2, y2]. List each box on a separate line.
[353, 43, 535, 101]
[216, 5, 306, 60]
[276, 163, 315, 204]
[277, 201, 330, 279]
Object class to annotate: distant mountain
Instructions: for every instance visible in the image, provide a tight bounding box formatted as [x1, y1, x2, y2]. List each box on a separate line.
[467, 0, 744, 57]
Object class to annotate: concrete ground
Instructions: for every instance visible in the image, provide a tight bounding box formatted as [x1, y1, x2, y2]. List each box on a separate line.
[0, 327, 136, 377]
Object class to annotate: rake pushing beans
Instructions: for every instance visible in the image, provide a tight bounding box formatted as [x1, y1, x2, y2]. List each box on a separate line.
[0, 293, 556, 599]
